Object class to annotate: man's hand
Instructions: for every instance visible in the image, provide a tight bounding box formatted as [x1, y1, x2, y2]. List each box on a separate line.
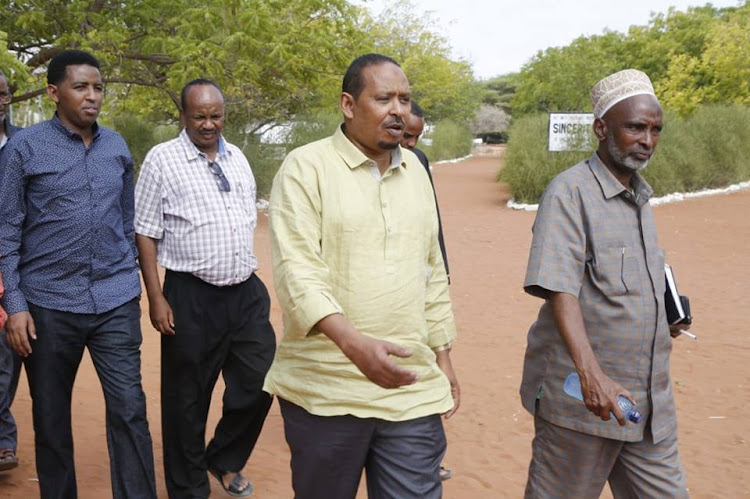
[316, 314, 417, 389]
[578, 367, 635, 426]
[342, 333, 418, 389]
[6, 311, 36, 357]
[148, 294, 175, 335]
[436, 349, 460, 418]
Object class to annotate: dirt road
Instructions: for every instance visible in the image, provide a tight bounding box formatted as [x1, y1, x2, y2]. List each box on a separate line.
[3, 148, 749, 497]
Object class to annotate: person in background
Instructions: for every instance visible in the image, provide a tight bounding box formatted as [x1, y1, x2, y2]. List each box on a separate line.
[0, 68, 23, 473]
[0, 50, 156, 498]
[400, 100, 452, 480]
[520, 69, 688, 498]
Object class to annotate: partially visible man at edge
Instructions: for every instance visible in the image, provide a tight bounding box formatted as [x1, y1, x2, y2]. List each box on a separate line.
[135, 78, 275, 498]
[401, 101, 450, 285]
[520, 69, 689, 498]
[0, 50, 156, 498]
[265, 53, 459, 499]
[400, 100, 452, 481]
[0, 68, 23, 473]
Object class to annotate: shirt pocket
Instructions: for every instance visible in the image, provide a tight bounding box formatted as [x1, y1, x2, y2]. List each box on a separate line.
[593, 246, 639, 297]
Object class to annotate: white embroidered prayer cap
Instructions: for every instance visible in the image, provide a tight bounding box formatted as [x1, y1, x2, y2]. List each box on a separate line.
[590, 69, 657, 119]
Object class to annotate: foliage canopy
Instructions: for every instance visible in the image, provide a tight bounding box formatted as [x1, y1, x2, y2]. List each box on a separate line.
[1, 0, 479, 126]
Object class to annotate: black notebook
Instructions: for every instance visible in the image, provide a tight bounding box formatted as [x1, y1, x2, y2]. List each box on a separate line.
[665, 264, 692, 325]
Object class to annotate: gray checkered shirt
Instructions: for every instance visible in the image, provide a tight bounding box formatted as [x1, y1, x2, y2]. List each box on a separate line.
[520, 153, 677, 443]
[135, 129, 258, 286]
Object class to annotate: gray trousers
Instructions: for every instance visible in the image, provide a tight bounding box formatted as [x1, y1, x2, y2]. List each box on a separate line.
[279, 398, 446, 499]
[525, 414, 688, 498]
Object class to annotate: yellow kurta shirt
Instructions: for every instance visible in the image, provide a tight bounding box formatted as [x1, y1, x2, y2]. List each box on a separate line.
[263, 125, 457, 421]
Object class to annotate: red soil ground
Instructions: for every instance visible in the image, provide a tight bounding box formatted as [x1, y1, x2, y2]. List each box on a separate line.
[2, 147, 749, 497]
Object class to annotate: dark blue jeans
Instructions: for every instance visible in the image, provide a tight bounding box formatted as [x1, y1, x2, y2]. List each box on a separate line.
[25, 299, 156, 499]
[0, 329, 22, 451]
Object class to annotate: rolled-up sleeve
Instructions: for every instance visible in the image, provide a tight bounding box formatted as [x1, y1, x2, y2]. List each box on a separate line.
[524, 180, 586, 300]
[269, 154, 343, 340]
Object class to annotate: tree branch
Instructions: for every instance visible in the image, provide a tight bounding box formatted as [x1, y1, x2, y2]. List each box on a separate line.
[11, 88, 47, 103]
[119, 53, 178, 65]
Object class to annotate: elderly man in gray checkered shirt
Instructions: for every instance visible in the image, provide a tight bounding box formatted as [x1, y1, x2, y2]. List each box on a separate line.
[134, 79, 276, 498]
[520, 69, 690, 498]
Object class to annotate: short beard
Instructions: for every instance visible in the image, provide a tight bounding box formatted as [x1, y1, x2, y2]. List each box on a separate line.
[607, 132, 649, 172]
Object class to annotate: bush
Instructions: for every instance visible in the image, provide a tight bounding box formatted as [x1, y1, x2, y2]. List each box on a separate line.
[285, 111, 342, 152]
[421, 120, 473, 162]
[500, 105, 750, 204]
[222, 125, 284, 199]
[499, 114, 594, 203]
[110, 115, 178, 175]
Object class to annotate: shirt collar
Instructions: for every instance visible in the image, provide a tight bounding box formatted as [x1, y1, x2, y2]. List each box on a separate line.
[588, 152, 653, 206]
[178, 128, 229, 161]
[51, 112, 101, 142]
[332, 124, 405, 171]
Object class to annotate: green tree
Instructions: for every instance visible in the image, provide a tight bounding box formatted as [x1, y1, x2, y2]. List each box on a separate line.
[512, 31, 626, 115]
[510, 2, 750, 117]
[479, 73, 517, 113]
[358, 0, 481, 122]
[2, 0, 363, 125]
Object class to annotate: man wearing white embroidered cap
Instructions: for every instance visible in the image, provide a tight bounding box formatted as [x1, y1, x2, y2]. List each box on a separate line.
[520, 69, 688, 498]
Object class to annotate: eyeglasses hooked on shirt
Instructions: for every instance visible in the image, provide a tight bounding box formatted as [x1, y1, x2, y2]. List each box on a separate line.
[207, 160, 231, 192]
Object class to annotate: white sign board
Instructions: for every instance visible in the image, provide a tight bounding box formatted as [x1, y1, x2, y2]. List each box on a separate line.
[548, 113, 594, 152]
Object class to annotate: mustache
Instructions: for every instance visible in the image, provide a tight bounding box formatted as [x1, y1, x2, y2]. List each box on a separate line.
[384, 117, 404, 128]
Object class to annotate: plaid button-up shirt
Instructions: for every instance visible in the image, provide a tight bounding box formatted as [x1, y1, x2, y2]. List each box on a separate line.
[135, 130, 258, 286]
[520, 153, 676, 443]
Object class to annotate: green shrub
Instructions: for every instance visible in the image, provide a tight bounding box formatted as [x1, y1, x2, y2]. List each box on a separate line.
[110, 115, 178, 175]
[421, 120, 473, 162]
[499, 114, 594, 204]
[219, 124, 282, 199]
[500, 105, 750, 204]
[285, 111, 342, 152]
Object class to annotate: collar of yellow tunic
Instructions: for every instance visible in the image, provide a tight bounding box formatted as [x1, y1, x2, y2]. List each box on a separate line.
[332, 124, 406, 171]
[588, 152, 653, 206]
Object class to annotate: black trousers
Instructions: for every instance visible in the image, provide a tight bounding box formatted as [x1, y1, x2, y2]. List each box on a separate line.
[279, 399, 446, 499]
[161, 271, 276, 499]
[25, 299, 156, 499]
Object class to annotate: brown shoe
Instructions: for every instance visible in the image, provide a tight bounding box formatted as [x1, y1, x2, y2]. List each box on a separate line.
[0, 448, 18, 472]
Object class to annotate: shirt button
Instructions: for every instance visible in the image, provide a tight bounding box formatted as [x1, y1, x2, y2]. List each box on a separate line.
[235, 252, 239, 256]
[382, 202, 387, 208]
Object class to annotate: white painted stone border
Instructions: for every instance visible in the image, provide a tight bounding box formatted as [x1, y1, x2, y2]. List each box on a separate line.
[507, 180, 750, 212]
[435, 154, 474, 165]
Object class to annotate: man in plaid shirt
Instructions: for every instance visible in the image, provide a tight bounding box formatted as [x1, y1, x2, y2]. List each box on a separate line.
[520, 69, 689, 498]
[135, 79, 275, 498]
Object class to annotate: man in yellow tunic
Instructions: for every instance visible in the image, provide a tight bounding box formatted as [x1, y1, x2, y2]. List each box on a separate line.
[265, 53, 459, 499]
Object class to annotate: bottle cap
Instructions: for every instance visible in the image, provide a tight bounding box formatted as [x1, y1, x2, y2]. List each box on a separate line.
[628, 410, 643, 423]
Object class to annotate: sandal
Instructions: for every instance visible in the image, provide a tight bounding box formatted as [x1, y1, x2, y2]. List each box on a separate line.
[439, 465, 452, 481]
[208, 468, 254, 497]
[0, 448, 18, 472]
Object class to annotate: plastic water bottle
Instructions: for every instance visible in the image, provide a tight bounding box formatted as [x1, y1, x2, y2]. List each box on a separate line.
[563, 372, 643, 424]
